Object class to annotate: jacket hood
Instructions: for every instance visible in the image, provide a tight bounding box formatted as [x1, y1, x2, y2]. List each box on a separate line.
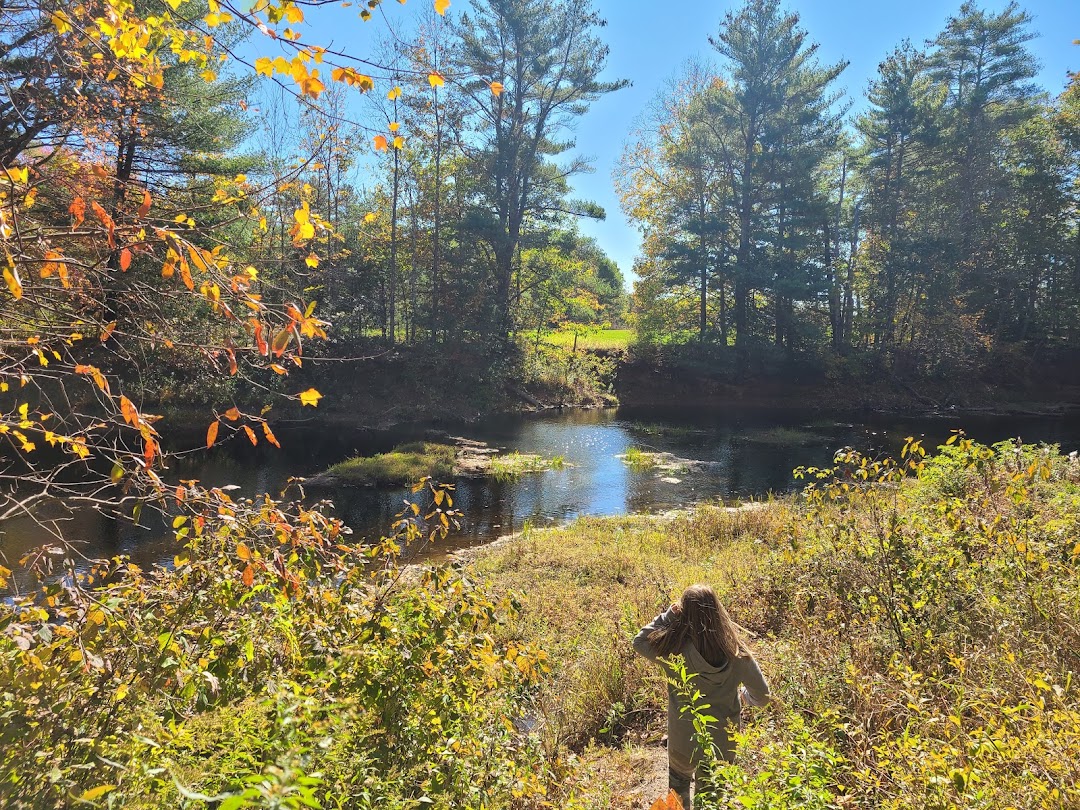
[681, 642, 734, 684]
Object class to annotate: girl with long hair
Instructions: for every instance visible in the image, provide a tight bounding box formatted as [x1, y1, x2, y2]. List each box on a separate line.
[633, 584, 770, 809]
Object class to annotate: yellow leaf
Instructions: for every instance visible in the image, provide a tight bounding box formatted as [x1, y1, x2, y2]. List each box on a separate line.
[490, 81, 504, 97]
[435, 0, 450, 15]
[298, 388, 322, 407]
[50, 10, 72, 34]
[428, 71, 445, 88]
[3, 266, 22, 300]
[237, 542, 251, 560]
[364, 212, 377, 223]
[387, 85, 402, 100]
[255, 56, 273, 77]
[389, 121, 400, 132]
[393, 135, 404, 149]
[305, 253, 319, 268]
[79, 786, 116, 802]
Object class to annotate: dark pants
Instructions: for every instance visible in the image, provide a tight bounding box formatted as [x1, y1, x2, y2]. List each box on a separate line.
[669, 766, 711, 810]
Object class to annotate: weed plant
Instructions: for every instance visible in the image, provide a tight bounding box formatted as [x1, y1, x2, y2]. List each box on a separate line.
[0, 482, 554, 808]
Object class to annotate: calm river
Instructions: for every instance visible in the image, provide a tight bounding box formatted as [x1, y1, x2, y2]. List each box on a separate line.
[3, 406, 1080, 585]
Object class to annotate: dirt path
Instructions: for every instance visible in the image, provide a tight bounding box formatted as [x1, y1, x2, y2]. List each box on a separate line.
[582, 744, 669, 809]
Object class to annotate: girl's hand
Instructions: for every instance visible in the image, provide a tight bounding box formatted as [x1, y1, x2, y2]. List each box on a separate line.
[669, 602, 682, 616]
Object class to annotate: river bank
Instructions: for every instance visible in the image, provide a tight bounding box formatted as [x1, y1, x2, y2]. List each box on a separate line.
[463, 439, 1080, 807]
[4, 436, 1078, 807]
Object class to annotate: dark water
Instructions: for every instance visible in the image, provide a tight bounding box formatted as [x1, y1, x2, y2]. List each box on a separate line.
[3, 406, 1080, 588]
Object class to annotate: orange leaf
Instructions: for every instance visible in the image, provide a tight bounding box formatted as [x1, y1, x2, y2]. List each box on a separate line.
[137, 189, 152, 217]
[243, 425, 258, 446]
[253, 320, 268, 356]
[206, 420, 220, 448]
[119, 248, 132, 271]
[69, 196, 85, 227]
[242, 564, 254, 587]
[373, 134, 388, 151]
[100, 321, 117, 342]
[143, 436, 157, 466]
[178, 257, 193, 290]
[90, 201, 116, 248]
[262, 421, 281, 448]
[490, 81, 504, 96]
[236, 542, 251, 560]
[119, 395, 139, 426]
[223, 407, 240, 421]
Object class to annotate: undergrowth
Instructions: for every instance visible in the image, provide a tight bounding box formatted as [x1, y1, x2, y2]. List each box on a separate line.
[475, 437, 1080, 809]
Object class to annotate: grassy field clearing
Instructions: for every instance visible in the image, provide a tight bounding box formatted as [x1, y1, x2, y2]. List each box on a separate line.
[539, 329, 635, 351]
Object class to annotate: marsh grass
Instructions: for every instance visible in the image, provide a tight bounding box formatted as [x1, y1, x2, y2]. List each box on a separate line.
[323, 441, 456, 486]
[489, 452, 566, 482]
[620, 447, 658, 470]
[472, 504, 787, 753]
[474, 439, 1080, 809]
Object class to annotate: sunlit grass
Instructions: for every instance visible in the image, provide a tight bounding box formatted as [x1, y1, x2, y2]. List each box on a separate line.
[542, 329, 634, 351]
[323, 442, 456, 486]
[489, 452, 566, 482]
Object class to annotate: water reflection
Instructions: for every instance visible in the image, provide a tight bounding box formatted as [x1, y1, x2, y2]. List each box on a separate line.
[3, 406, 1080, 590]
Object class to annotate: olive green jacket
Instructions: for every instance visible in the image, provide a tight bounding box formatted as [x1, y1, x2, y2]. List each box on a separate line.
[633, 607, 770, 775]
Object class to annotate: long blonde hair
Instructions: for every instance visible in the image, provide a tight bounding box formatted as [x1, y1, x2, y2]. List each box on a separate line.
[648, 584, 747, 667]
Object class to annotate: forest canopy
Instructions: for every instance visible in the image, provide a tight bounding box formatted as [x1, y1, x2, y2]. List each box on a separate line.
[617, 0, 1079, 382]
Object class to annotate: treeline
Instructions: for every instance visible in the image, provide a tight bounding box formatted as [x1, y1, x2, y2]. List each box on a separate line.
[261, 0, 628, 349]
[618, 0, 1079, 380]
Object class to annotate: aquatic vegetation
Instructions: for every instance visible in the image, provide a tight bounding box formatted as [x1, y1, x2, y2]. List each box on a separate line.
[321, 442, 456, 486]
[489, 452, 567, 481]
[621, 446, 659, 470]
